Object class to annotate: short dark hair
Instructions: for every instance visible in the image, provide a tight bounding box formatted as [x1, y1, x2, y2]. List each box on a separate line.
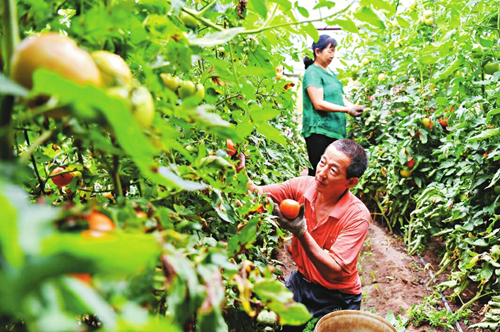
[330, 139, 368, 179]
[303, 35, 338, 69]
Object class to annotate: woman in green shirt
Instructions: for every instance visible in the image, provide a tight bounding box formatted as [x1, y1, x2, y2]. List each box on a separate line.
[302, 35, 366, 176]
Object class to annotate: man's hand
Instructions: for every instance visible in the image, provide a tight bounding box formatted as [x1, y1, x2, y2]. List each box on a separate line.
[272, 203, 307, 237]
[347, 105, 366, 117]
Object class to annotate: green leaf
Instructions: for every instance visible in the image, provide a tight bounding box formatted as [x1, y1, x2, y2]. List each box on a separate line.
[255, 122, 287, 145]
[228, 217, 259, 256]
[329, 18, 359, 33]
[248, 0, 268, 19]
[296, 6, 309, 18]
[269, 0, 292, 11]
[468, 128, 500, 142]
[313, 0, 336, 10]
[419, 55, 440, 65]
[253, 279, 312, 325]
[395, 16, 410, 28]
[0, 75, 29, 97]
[302, 22, 319, 43]
[433, 56, 462, 82]
[0, 183, 25, 267]
[353, 7, 386, 30]
[187, 28, 245, 47]
[62, 277, 118, 329]
[360, 0, 396, 14]
[250, 105, 281, 121]
[158, 167, 207, 191]
[234, 120, 256, 141]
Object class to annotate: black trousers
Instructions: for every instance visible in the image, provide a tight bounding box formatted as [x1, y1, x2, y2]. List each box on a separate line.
[281, 271, 362, 332]
[305, 134, 337, 176]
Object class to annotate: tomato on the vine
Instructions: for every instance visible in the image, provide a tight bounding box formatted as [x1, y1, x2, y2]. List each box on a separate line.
[86, 211, 115, 231]
[407, 158, 415, 169]
[422, 118, 432, 129]
[91, 50, 133, 88]
[226, 138, 236, 156]
[194, 83, 205, 101]
[483, 62, 500, 75]
[131, 87, 155, 129]
[178, 80, 197, 99]
[280, 199, 300, 219]
[180, 12, 198, 29]
[50, 167, 74, 187]
[160, 73, 180, 92]
[400, 168, 412, 178]
[10, 33, 102, 89]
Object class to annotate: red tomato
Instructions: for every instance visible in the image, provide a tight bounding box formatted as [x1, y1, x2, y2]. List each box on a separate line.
[86, 211, 115, 231]
[407, 158, 415, 169]
[226, 138, 236, 156]
[50, 167, 74, 187]
[280, 199, 300, 219]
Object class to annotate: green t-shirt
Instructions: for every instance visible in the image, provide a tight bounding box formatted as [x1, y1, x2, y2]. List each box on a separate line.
[302, 64, 346, 139]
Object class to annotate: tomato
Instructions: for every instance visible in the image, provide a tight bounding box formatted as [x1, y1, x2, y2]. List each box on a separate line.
[494, 185, 500, 195]
[194, 83, 205, 101]
[407, 158, 415, 169]
[377, 73, 386, 81]
[423, 17, 433, 26]
[50, 167, 74, 187]
[85, 211, 115, 231]
[361, 58, 370, 66]
[275, 72, 284, 80]
[131, 87, 155, 129]
[90, 50, 133, 88]
[160, 73, 180, 91]
[70, 273, 92, 285]
[10, 33, 102, 89]
[400, 168, 412, 178]
[136, 210, 148, 219]
[180, 12, 198, 29]
[422, 117, 432, 128]
[439, 117, 448, 127]
[483, 62, 500, 75]
[280, 199, 300, 219]
[178, 80, 197, 99]
[423, 10, 433, 18]
[226, 138, 236, 156]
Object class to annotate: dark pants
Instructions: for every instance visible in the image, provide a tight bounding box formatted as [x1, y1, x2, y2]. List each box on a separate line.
[281, 271, 362, 332]
[305, 134, 337, 176]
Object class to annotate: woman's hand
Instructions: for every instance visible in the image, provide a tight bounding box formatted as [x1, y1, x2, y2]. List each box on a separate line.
[347, 105, 366, 117]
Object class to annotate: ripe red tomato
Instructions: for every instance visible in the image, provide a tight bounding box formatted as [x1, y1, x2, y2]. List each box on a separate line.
[85, 211, 115, 231]
[226, 138, 236, 156]
[439, 117, 448, 127]
[407, 158, 415, 169]
[50, 167, 74, 187]
[280, 199, 300, 219]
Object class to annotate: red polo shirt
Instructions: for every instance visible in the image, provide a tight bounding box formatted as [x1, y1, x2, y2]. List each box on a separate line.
[259, 176, 370, 295]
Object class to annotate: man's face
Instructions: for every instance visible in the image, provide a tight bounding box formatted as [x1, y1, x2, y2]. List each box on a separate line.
[315, 145, 352, 195]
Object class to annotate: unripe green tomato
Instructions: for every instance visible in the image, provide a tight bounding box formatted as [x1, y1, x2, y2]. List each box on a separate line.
[160, 73, 180, 91]
[131, 87, 155, 129]
[178, 80, 197, 99]
[91, 50, 133, 88]
[483, 62, 500, 75]
[423, 9, 433, 19]
[424, 17, 433, 26]
[494, 185, 500, 195]
[194, 83, 205, 101]
[361, 58, 370, 66]
[180, 12, 198, 29]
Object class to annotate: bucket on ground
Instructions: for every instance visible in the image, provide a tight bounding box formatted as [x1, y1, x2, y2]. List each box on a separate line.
[314, 310, 396, 332]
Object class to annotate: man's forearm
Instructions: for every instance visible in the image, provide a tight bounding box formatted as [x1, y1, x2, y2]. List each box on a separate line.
[297, 231, 342, 280]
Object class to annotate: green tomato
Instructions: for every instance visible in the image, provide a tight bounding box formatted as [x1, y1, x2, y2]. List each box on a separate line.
[178, 80, 197, 99]
[180, 12, 198, 29]
[494, 185, 500, 195]
[194, 83, 205, 101]
[424, 17, 433, 26]
[160, 73, 180, 91]
[483, 62, 500, 75]
[131, 87, 155, 129]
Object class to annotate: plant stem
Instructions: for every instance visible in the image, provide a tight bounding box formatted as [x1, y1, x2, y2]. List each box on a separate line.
[374, 195, 392, 233]
[20, 130, 52, 164]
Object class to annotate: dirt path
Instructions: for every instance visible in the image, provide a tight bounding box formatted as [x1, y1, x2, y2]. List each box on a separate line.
[274, 221, 479, 331]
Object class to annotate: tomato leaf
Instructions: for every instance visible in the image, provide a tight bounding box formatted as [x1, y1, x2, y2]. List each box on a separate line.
[313, 0, 336, 10]
[247, 0, 268, 19]
[255, 122, 287, 145]
[187, 28, 245, 47]
[360, 0, 395, 14]
[468, 128, 500, 142]
[353, 6, 386, 30]
[328, 18, 359, 33]
[296, 5, 309, 18]
[302, 22, 319, 43]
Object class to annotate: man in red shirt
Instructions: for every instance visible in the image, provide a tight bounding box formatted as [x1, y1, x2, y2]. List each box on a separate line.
[247, 139, 370, 331]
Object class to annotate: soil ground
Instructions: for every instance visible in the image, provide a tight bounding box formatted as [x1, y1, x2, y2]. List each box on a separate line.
[274, 221, 485, 331]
